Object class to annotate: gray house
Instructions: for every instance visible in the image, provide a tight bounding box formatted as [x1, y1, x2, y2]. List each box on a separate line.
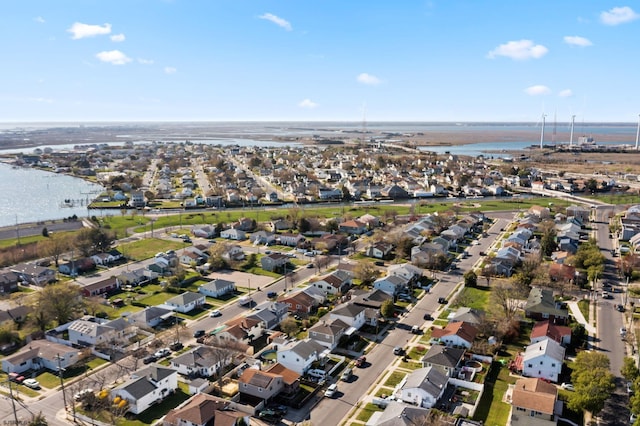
[199, 279, 236, 298]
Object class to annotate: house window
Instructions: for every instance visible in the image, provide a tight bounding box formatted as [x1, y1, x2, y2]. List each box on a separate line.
[551, 363, 556, 367]
[527, 364, 532, 368]
[540, 361, 543, 365]
[259, 388, 262, 392]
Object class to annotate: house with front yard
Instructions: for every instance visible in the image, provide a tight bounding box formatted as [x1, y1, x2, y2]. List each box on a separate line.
[276, 233, 305, 247]
[510, 377, 559, 426]
[110, 365, 179, 415]
[1, 339, 80, 374]
[260, 253, 289, 272]
[170, 345, 229, 378]
[522, 339, 565, 383]
[524, 287, 569, 325]
[250, 230, 276, 246]
[91, 251, 122, 266]
[117, 268, 157, 286]
[420, 346, 466, 377]
[399, 366, 449, 408]
[430, 321, 478, 349]
[10, 263, 56, 286]
[247, 301, 289, 330]
[447, 307, 485, 326]
[238, 368, 284, 402]
[368, 401, 432, 426]
[266, 363, 301, 397]
[217, 316, 264, 344]
[0, 270, 20, 293]
[67, 316, 136, 347]
[275, 339, 327, 375]
[198, 279, 235, 298]
[329, 303, 367, 331]
[366, 242, 394, 259]
[373, 275, 409, 296]
[339, 219, 367, 235]
[128, 306, 174, 329]
[163, 393, 250, 426]
[311, 270, 353, 295]
[180, 250, 206, 266]
[278, 290, 318, 315]
[164, 292, 206, 313]
[308, 318, 349, 350]
[81, 277, 120, 297]
[388, 263, 423, 285]
[351, 288, 393, 310]
[220, 228, 247, 241]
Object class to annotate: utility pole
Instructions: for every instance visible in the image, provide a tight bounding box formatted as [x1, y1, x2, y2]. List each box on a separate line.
[57, 353, 75, 420]
[7, 378, 20, 425]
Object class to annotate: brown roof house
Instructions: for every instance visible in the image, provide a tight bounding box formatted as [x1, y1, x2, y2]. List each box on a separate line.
[163, 393, 250, 426]
[430, 321, 478, 349]
[509, 377, 559, 426]
[530, 320, 572, 347]
[238, 368, 284, 402]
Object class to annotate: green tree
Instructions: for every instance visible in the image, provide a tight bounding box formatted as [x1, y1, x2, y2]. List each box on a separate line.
[31, 282, 84, 328]
[568, 351, 615, 414]
[280, 317, 299, 336]
[540, 227, 557, 257]
[622, 357, 640, 382]
[463, 270, 477, 287]
[28, 412, 48, 426]
[381, 299, 395, 318]
[354, 262, 379, 286]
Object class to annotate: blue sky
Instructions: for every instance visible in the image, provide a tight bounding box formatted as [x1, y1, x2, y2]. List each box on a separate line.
[2, 1, 639, 122]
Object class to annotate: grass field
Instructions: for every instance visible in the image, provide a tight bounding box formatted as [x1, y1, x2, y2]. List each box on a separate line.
[452, 286, 491, 311]
[116, 238, 184, 261]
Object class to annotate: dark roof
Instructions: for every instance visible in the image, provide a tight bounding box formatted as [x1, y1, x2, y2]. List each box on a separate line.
[421, 346, 466, 368]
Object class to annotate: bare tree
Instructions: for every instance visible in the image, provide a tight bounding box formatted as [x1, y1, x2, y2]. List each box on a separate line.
[490, 282, 522, 324]
[203, 336, 244, 389]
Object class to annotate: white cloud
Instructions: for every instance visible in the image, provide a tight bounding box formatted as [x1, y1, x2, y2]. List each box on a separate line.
[600, 6, 639, 25]
[563, 36, 592, 47]
[138, 58, 154, 65]
[110, 33, 125, 42]
[259, 13, 292, 31]
[68, 22, 112, 39]
[164, 67, 177, 74]
[558, 89, 573, 98]
[357, 73, 381, 85]
[298, 99, 318, 108]
[487, 39, 548, 60]
[95, 50, 131, 65]
[34, 16, 45, 24]
[524, 85, 551, 96]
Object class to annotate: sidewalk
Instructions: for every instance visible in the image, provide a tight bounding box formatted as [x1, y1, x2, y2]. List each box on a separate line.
[567, 299, 596, 336]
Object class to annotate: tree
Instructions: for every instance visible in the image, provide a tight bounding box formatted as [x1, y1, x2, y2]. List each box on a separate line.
[489, 282, 522, 323]
[540, 226, 557, 257]
[280, 317, 299, 336]
[354, 262, 379, 286]
[568, 351, 615, 414]
[28, 412, 48, 426]
[622, 357, 640, 382]
[75, 228, 115, 256]
[463, 270, 477, 287]
[40, 233, 71, 267]
[381, 299, 395, 318]
[41, 227, 49, 237]
[31, 282, 84, 328]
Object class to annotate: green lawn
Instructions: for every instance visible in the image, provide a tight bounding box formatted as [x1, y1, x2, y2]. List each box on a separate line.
[577, 299, 590, 322]
[116, 238, 184, 261]
[453, 286, 491, 311]
[383, 371, 407, 388]
[86, 357, 109, 369]
[355, 403, 384, 422]
[138, 292, 174, 306]
[473, 361, 515, 426]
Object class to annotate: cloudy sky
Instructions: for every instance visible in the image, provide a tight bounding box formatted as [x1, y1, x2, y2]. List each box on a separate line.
[2, 1, 639, 122]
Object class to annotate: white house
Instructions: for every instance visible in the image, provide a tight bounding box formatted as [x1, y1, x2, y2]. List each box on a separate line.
[111, 365, 178, 415]
[522, 339, 565, 383]
[128, 306, 174, 328]
[373, 275, 409, 296]
[199, 279, 236, 298]
[328, 303, 367, 331]
[220, 228, 247, 241]
[67, 317, 136, 347]
[1, 339, 80, 374]
[388, 263, 423, 284]
[275, 339, 327, 375]
[430, 321, 478, 349]
[170, 346, 230, 378]
[164, 292, 206, 313]
[399, 366, 449, 408]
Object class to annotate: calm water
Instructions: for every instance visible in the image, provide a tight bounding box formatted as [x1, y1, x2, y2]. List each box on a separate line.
[0, 163, 105, 227]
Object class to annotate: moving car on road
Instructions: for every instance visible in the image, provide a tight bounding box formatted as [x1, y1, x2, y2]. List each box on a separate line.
[324, 383, 338, 398]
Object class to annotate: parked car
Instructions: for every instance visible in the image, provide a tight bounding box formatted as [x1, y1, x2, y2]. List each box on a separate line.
[616, 304, 625, 312]
[340, 368, 353, 381]
[423, 313, 433, 321]
[74, 388, 94, 401]
[306, 263, 314, 268]
[23, 379, 41, 389]
[267, 291, 277, 298]
[143, 355, 157, 364]
[621, 327, 627, 338]
[393, 346, 404, 355]
[437, 297, 447, 304]
[154, 348, 171, 358]
[355, 356, 366, 367]
[193, 329, 206, 338]
[267, 404, 288, 415]
[324, 383, 338, 398]
[8, 372, 25, 383]
[169, 341, 184, 351]
[560, 383, 574, 391]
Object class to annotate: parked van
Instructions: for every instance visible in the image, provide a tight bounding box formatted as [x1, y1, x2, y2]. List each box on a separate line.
[307, 369, 327, 379]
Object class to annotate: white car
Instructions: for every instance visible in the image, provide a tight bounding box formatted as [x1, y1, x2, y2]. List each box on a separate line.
[154, 348, 171, 358]
[560, 383, 574, 391]
[74, 388, 94, 401]
[23, 378, 41, 389]
[210, 309, 222, 317]
[324, 383, 338, 398]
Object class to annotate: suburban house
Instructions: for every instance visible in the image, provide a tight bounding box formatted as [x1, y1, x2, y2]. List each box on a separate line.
[222, 245, 245, 262]
[338, 220, 368, 235]
[275, 339, 327, 375]
[524, 287, 569, 324]
[180, 251, 206, 266]
[250, 230, 277, 246]
[191, 225, 217, 239]
[310, 270, 353, 295]
[198, 279, 236, 298]
[329, 303, 367, 331]
[238, 368, 284, 401]
[388, 263, 423, 285]
[0, 270, 20, 293]
[522, 339, 565, 383]
[399, 366, 449, 408]
[0, 305, 30, 325]
[373, 275, 409, 296]
[260, 253, 290, 272]
[278, 290, 319, 315]
[351, 288, 393, 310]
[90, 251, 122, 266]
[163, 393, 250, 426]
[128, 306, 174, 329]
[81, 277, 120, 297]
[220, 228, 247, 241]
[170, 346, 229, 378]
[308, 318, 349, 350]
[530, 320, 572, 347]
[510, 377, 559, 426]
[367, 401, 431, 426]
[164, 292, 206, 313]
[217, 316, 264, 344]
[1, 339, 80, 374]
[110, 365, 179, 415]
[10, 263, 56, 286]
[276, 233, 305, 247]
[58, 257, 96, 276]
[420, 346, 466, 377]
[247, 301, 289, 330]
[447, 307, 485, 326]
[266, 363, 301, 397]
[117, 268, 157, 286]
[365, 242, 394, 259]
[67, 316, 136, 347]
[430, 321, 478, 349]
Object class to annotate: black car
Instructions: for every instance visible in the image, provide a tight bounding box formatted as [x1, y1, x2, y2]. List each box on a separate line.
[169, 341, 184, 351]
[423, 313, 433, 321]
[267, 291, 277, 298]
[143, 355, 157, 364]
[437, 297, 447, 304]
[193, 329, 206, 338]
[268, 404, 288, 415]
[616, 304, 625, 312]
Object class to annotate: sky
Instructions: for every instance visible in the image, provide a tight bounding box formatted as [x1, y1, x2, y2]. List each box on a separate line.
[2, 1, 640, 123]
